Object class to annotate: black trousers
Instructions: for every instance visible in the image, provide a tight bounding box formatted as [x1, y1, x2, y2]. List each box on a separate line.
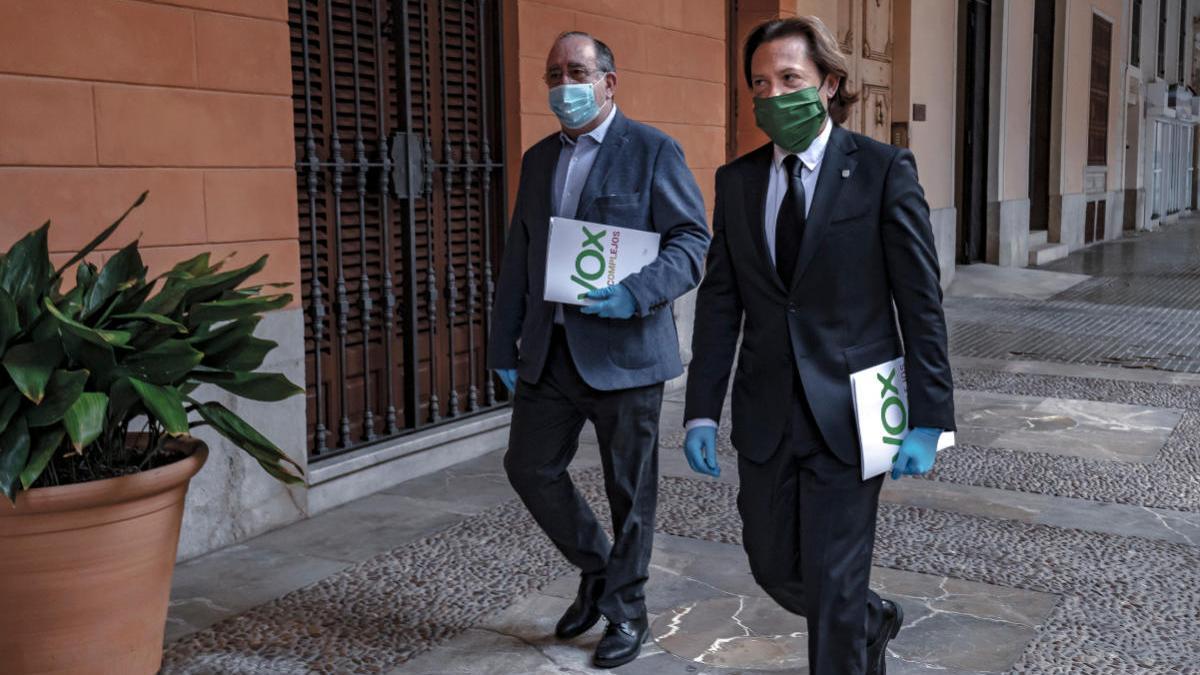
[737, 393, 885, 675]
[504, 327, 663, 622]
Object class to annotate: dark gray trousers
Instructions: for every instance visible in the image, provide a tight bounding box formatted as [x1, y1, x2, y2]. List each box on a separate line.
[737, 394, 885, 675]
[504, 328, 663, 622]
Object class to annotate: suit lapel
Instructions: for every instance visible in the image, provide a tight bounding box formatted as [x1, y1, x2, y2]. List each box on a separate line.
[574, 109, 630, 219]
[741, 143, 787, 295]
[789, 125, 857, 293]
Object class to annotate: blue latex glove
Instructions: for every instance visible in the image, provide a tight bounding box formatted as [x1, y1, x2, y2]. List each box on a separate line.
[891, 427, 941, 480]
[580, 284, 637, 319]
[494, 369, 518, 393]
[684, 426, 720, 477]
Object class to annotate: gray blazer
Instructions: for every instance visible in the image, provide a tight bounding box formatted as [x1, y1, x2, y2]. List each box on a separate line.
[488, 110, 711, 391]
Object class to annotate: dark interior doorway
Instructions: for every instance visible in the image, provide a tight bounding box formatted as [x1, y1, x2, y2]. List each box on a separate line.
[958, 0, 991, 263]
[1029, 0, 1056, 232]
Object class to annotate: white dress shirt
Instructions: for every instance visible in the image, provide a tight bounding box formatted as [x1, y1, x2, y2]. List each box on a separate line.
[686, 119, 833, 432]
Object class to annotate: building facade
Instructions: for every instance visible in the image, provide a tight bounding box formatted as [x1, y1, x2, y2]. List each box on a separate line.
[0, 0, 1195, 560]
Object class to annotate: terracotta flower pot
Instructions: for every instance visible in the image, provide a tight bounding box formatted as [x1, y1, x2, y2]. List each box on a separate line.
[0, 440, 208, 675]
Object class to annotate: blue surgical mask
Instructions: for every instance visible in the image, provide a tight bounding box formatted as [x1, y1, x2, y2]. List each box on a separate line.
[548, 80, 603, 129]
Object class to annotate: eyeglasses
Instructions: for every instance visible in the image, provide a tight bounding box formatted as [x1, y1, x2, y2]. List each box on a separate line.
[543, 66, 604, 86]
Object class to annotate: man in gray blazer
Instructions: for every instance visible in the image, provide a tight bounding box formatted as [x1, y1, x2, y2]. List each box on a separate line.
[488, 31, 710, 669]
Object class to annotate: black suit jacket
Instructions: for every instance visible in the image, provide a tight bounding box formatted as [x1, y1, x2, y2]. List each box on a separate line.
[685, 126, 955, 465]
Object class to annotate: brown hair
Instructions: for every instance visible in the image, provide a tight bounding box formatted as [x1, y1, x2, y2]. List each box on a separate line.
[743, 16, 859, 125]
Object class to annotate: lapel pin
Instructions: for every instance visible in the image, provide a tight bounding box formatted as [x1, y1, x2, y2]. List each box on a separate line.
[841, 169, 851, 178]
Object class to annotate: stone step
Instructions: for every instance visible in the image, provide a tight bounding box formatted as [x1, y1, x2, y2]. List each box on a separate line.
[1029, 241, 1070, 266]
[1028, 229, 1049, 247]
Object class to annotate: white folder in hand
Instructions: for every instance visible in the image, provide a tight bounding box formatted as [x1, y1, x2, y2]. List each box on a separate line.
[850, 357, 955, 481]
[544, 217, 660, 306]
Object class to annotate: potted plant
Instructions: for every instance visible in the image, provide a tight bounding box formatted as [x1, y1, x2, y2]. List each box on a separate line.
[0, 193, 304, 674]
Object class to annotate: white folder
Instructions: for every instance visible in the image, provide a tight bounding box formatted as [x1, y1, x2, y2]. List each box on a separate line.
[544, 217, 660, 306]
[850, 357, 955, 480]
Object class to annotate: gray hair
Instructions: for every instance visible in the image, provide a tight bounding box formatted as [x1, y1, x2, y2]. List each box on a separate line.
[556, 31, 616, 73]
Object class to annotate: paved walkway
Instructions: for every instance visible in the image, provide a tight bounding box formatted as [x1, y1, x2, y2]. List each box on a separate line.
[162, 220, 1200, 674]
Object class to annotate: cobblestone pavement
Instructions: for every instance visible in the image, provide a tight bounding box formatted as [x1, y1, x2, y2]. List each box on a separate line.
[163, 219, 1200, 674]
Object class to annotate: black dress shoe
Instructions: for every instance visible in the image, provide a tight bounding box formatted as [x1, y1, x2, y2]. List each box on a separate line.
[867, 599, 904, 675]
[593, 614, 649, 669]
[555, 575, 604, 639]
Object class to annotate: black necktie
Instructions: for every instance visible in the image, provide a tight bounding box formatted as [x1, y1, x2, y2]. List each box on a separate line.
[775, 155, 806, 287]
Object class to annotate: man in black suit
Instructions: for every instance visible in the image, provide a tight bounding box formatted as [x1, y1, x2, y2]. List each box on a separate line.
[682, 16, 955, 675]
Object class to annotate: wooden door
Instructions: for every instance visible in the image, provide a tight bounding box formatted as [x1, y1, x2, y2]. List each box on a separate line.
[835, 0, 893, 143]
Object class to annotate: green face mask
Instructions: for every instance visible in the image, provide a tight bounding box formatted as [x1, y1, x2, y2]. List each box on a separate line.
[753, 87, 828, 154]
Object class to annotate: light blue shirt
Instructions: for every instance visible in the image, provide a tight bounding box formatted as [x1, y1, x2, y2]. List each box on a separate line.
[551, 104, 618, 323]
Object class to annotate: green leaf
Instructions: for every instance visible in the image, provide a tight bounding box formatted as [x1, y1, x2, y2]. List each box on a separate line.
[180, 256, 269, 306]
[0, 224, 53, 317]
[0, 288, 18, 352]
[43, 298, 133, 348]
[111, 312, 187, 333]
[104, 279, 157, 323]
[186, 293, 291, 326]
[190, 371, 303, 402]
[61, 331, 120, 390]
[140, 285, 188, 318]
[54, 191, 147, 278]
[62, 392, 108, 451]
[75, 261, 98, 294]
[189, 316, 259, 352]
[83, 240, 145, 317]
[0, 386, 22, 432]
[26, 369, 88, 427]
[0, 417, 31, 500]
[124, 339, 204, 385]
[193, 401, 302, 483]
[129, 378, 188, 435]
[2, 341, 64, 404]
[197, 334, 276, 372]
[105, 377, 139, 425]
[20, 428, 65, 490]
[166, 252, 214, 279]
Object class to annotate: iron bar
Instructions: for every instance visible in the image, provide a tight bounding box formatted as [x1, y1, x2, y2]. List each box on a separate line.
[477, 0, 495, 406]
[350, 0, 377, 441]
[376, 0, 399, 436]
[420, 0, 440, 423]
[460, 0, 479, 412]
[492, 0, 511, 403]
[438, 0, 460, 418]
[397, 0, 422, 430]
[299, 0, 329, 452]
[328, 0, 353, 448]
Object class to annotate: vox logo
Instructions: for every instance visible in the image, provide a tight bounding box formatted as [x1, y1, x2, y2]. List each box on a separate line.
[877, 367, 908, 456]
[570, 225, 607, 299]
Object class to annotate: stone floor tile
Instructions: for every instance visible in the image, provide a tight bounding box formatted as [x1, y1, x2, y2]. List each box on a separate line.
[881, 479, 1200, 546]
[954, 390, 1181, 462]
[380, 449, 516, 515]
[250, 492, 466, 563]
[946, 263, 1091, 301]
[167, 544, 348, 642]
